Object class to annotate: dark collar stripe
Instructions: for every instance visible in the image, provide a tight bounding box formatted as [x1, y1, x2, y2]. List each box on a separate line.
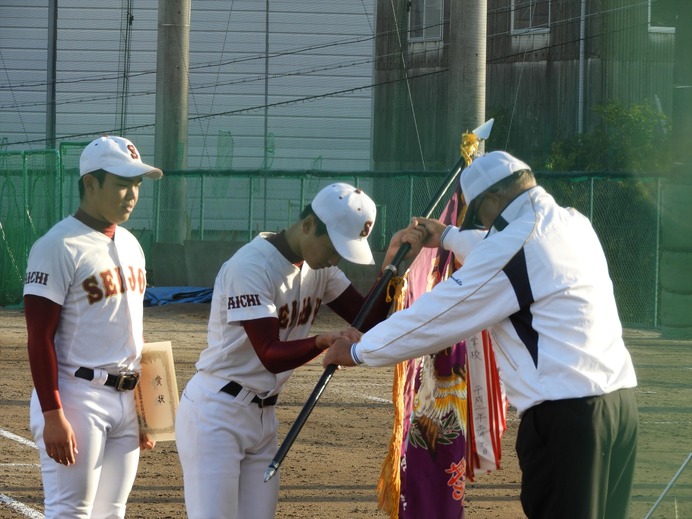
[493, 214, 509, 231]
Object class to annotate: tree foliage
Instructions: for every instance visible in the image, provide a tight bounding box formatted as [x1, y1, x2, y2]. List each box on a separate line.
[545, 100, 672, 173]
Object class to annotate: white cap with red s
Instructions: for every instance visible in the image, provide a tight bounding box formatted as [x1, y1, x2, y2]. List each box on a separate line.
[80, 135, 163, 179]
[310, 183, 376, 265]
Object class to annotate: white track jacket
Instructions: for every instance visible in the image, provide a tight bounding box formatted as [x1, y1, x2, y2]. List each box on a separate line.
[354, 186, 637, 415]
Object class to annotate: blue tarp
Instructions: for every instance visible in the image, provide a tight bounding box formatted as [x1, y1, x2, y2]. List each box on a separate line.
[144, 286, 213, 306]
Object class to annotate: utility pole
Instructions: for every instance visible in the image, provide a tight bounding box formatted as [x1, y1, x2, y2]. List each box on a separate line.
[46, 0, 58, 150]
[155, 0, 191, 243]
[448, 0, 487, 164]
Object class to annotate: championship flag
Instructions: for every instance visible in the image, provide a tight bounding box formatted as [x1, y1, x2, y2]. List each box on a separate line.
[377, 150, 507, 518]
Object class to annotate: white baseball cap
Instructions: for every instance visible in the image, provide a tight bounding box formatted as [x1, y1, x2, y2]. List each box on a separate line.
[310, 183, 376, 265]
[460, 151, 531, 229]
[80, 135, 163, 179]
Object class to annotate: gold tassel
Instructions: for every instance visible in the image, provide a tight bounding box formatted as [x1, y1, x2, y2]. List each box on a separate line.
[377, 275, 408, 518]
[385, 275, 406, 305]
[460, 130, 480, 167]
[377, 361, 406, 519]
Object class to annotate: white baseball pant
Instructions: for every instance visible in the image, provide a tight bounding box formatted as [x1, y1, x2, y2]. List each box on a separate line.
[29, 375, 140, 519]
[175, 374, 280, 519]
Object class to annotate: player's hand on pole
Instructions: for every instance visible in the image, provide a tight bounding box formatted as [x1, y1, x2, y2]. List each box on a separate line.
[315, 327, 362, 351]
[411, 217, 448, 249]
[322, 337, 357, 368]
[382, 218, 428, 267]
[42, 408, 78, 466]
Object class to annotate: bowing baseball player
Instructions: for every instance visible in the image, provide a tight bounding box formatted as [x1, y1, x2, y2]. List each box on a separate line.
[24, 135, 162, 518]
[175, 182, 425, 519]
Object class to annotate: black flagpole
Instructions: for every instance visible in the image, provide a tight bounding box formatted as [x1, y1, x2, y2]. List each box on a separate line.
[264, 118, 493, 482]
[264, 156, 464, 482]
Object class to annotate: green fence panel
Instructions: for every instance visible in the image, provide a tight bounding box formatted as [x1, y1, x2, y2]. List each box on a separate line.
[0, 148, 664, 328]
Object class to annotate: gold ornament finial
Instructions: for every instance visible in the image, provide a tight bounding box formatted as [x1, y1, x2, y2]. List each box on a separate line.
[460, 131, 480, 167]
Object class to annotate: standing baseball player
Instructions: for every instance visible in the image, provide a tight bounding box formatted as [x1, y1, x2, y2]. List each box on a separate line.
[324, 151, 639, 519]
[23, 135, 162, 518]
[175, 182, 425, 519]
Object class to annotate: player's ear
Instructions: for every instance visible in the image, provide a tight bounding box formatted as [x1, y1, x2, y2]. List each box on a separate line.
[301, 214, 316, 235]
[81, 173, 96, 192]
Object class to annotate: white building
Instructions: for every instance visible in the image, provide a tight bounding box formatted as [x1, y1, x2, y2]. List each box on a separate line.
[1, 0, 377, 172]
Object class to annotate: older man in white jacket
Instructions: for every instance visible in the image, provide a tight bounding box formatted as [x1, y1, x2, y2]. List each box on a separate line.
[324, 151, 638, 519]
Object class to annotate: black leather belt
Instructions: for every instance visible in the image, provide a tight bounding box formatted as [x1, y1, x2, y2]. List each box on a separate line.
[75, 367, 140, 391]
[220, 381, 278, 408]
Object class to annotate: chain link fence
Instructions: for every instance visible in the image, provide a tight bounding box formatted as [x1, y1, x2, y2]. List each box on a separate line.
[1, 147, 663, 328]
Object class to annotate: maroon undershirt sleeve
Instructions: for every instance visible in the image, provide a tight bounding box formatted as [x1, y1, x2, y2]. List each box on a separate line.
[242, 318, 323, 374]
[243, 276, 394, 374]
[24, 294, 63, 412]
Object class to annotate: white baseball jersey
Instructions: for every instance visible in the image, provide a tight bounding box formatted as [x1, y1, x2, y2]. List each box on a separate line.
[194, 233, 350, 397]
[23, 215, 146, 375]
[355, 186, 637, 415]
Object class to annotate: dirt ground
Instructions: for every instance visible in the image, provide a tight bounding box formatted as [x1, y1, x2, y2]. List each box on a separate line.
[1, 302, 690, 519]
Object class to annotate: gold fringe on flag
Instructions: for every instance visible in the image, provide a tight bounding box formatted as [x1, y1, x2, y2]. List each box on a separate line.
[377, 275, 408, 519]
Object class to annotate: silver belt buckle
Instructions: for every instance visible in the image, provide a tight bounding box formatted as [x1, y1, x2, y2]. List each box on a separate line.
[115, 372, 139, 391]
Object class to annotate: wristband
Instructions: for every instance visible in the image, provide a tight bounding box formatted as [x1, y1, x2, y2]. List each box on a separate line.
[350, 343, 364, 365]
[440, 225, 455, 249]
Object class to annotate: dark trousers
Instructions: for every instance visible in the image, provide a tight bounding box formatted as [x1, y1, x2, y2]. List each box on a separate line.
[516, 387, 638, 519]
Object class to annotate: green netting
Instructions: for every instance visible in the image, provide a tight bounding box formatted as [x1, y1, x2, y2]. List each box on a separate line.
[0, 147, 664, 329]
[0, 149, 61, 306]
